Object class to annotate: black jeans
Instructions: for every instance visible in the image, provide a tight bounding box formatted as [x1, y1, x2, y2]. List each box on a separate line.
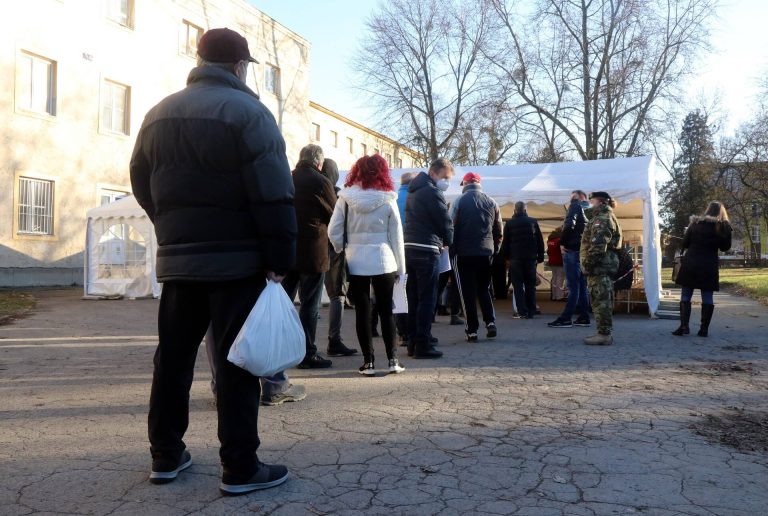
[454, 255, 496, 333]
[149, 276, 265, 479]
[436, 271, 462, 316]
[282, 271, 325, 357]
[509, 260, 538, 317]
[347, 273, 398, 363]
[405, 248, 440, 347]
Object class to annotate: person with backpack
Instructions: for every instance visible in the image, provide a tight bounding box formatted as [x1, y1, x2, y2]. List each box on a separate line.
[580, 192, 622, 346]
[672, 202, 732, 337]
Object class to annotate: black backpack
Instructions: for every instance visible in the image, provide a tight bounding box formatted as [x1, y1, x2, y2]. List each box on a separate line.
[612, 247, 635, 291]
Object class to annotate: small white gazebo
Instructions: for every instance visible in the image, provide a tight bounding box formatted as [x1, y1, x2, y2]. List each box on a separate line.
[84, 195, 161, 299]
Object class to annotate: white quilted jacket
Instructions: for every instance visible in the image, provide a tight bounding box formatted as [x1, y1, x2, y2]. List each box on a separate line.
[328, 185, 405, 276]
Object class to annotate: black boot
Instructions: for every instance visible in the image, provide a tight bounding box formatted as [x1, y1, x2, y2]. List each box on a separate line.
[698, 304, 714, 337]
[672, 301, 691, 336]
[327, 338, 358, 357]
[414, 343, 443, 359]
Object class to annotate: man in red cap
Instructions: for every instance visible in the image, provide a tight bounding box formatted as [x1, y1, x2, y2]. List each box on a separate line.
[449, 173, 502, 341]
[131, 27, 294, 495]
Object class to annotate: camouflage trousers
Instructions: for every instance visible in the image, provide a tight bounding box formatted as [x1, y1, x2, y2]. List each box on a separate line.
[587, 274, 614, 335]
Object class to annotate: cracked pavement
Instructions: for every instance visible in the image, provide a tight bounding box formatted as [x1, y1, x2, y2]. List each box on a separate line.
[1, 289, 767, 515]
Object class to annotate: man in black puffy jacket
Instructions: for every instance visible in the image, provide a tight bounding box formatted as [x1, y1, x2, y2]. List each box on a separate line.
[403, 158, 455, 358]
[130, 28, 294, 495]
[501, 202, 545, 318]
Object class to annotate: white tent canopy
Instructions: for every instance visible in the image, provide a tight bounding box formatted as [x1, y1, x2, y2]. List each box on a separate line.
[84, 195, 161, 299]
[341, 155, 662, 315]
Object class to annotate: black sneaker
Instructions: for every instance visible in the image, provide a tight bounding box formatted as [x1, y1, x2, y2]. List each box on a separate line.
[486, 323, 497, 339]
[297, 354, 332, 369]
[327, 339, 358, 357]
[466, 332, 478, 342]
[573, 317, 591, 327]
[150, 450, 192, 485]
[220, 462, 289, 496]
[450, 315, 465, 326]
[548, 318, 573, 328]
[358, 362, 376, 376]
[414, 346, 443, 359]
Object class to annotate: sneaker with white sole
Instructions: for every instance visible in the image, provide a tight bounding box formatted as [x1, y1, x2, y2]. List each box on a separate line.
[466, 332, 478, 342]
[358, 362, 376, 376]
[486, 322, 497, 338]
[388, 359, 405, 374]
[150, 450, 192, 485]
[261, 384, 306, 406]
[220, 462, 289, 496]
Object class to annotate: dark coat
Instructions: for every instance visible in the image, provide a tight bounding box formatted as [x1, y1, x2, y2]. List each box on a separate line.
[560, 198, 588, 251]
[404, 172, 453, 253]
[292, 161, 337, 274]
[675, 216, 732, 292]
[130, 66, 296, 281]
[501, 213, 545, 263]
[450, 183, 502, 257]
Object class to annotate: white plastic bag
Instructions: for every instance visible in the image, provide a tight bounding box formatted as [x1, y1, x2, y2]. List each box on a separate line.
[227, 280, 305, 377]
[392, 274, 408, 314]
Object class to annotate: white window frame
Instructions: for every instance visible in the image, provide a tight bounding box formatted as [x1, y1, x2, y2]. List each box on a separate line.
[99, 188, 129, 206]
[106, 0, 134, 28]
[264, 64, 281, 97]
[347, 137, 354, 154]
[311, 123, 320, 142]
[180, 20, 203, 58]
[17, 51, 56, 116]
[361, 143, 367, 156]
[100, 79, 130, 136]
[16, 176, 55, 237]
[330, 130, 338, 148]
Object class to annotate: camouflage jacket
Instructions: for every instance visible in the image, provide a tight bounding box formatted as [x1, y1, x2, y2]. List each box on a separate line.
[580, 203, 622, 276]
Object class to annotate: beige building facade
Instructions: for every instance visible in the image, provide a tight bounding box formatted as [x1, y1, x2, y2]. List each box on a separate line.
[0, 0, 418, 286]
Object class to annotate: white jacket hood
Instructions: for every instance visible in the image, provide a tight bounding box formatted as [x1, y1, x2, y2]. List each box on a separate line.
[339, 185, 397, 214]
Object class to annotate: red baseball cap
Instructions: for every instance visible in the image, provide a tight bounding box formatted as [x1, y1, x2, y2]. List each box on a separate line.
[197, 28, 259, 63]
[461, 172, 482, 185]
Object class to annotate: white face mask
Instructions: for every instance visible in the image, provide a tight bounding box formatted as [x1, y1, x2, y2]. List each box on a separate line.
[436, 179, 450, 191]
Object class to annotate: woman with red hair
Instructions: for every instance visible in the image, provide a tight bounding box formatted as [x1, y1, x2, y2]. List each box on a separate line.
[328, 154, 406, 375]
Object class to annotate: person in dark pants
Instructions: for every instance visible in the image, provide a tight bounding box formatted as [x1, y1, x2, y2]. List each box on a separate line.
[449, 172, 502, 341]
[329, 155, 406, 375]
[672, 202, 732, 337]
[502, 202, 544, 319]
[549, 190, 592, 328]
[436, 271, 464, 324]
[130, 28, 295, 495]
[404, 159, 455, 359]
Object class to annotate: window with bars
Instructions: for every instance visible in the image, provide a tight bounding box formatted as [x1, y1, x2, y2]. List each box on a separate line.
[106, 0, 133, 28]
[17, 177, 55, 236]
[264, 64, 280, 96]
[101, 80, 130, 135]
[181, 20, 203, 57]
[18, 52, 56, 116]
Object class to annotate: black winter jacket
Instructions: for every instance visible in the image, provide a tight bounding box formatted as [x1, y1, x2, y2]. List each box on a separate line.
[450, 184, 502, 256]
[560, 198, 588, 251]
[501, 213, 545, 263]
[675, 216, 732, 292]
[404, 172, 453, 253]
[292, 161, 337, 274]
[130, 66, 296, 281]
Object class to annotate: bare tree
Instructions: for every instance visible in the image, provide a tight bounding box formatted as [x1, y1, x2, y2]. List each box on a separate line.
[485, 0, 718, 161]
[355, 0, 491, 162]
[451, 96, 521, 165]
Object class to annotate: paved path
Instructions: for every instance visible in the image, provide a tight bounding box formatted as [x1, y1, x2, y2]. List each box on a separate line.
[1, 289, 767, 515]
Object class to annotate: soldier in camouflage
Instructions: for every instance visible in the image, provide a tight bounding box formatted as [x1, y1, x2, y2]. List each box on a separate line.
[580, 192, 622, 346]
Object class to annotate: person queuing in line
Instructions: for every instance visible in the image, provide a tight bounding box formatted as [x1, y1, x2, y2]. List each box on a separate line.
[546, 225, 567, 301]
[395, 172, 416, 346]
[501, 201, 545, 319]
[130, 28, 295, 494]
[449, 172, 502, 342]
[548, 190, 592, 328]
[328, 155, 406, 375]
[320, 158, 357, 357]
[403, 158, 455, 359]
[580, 192, 623, 346]
[672, 201, 732, 338]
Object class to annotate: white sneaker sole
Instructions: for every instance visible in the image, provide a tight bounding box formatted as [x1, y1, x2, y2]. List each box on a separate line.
[219, 471, 289, 495]
[149, 456, 193, 483]
[358, 370, 376, 376]
[388, 367, 405, 374]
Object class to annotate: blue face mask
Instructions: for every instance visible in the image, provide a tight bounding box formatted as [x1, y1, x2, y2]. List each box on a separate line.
[580, 200, 590, 209]
[436, 179, 450, 191]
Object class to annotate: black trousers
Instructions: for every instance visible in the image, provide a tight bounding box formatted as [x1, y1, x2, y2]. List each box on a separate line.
[436, 271, 462, 316]
[148, 276, 265, 479]
[347, 273, 398, 363]
[454, 255, 496, 333]
[281, 271, 325, 357]
[509, 260, 538, 317]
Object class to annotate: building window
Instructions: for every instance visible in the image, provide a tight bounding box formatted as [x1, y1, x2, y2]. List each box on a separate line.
[101, 80, 130, 135]
[100, 189, 128, 206]
[374, 148, 380, 155]
[106, 0, 134, 28]
[18, 52, 56, 116]
[181, 20, 203, 57]
[385, 153, 392, 165]
[361, 143, 367, 156]
[311, 123, 320, 141]
[17, 177, 55, 236]
[265, 65, 280, 96]
[347, 137, 354, 154]
[396, 158, 403, 168]
[330, 130, 338, 148]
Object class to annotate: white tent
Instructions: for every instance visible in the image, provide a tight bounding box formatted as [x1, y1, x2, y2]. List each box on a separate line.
[84, 195, 161, 299]
[342, 155, 662, 316]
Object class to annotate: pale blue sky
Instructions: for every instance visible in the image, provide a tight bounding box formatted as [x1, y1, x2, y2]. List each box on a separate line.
[251, 0, 768, 137]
